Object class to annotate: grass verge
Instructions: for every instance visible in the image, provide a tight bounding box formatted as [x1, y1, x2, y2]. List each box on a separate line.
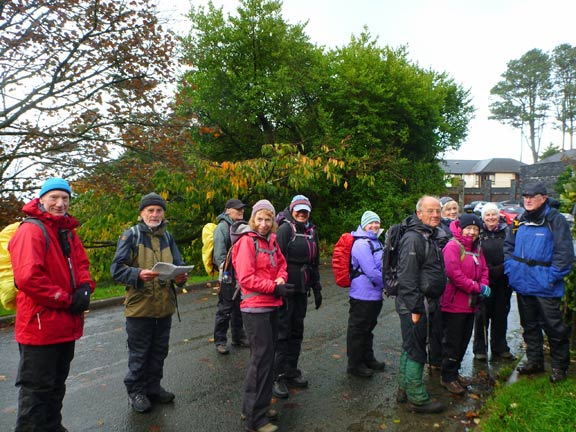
[480, 375, 576, 431]
[0, 276, 213, 318]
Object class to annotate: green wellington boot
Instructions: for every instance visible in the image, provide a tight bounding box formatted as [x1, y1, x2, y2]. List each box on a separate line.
[405, 359, 445, 414]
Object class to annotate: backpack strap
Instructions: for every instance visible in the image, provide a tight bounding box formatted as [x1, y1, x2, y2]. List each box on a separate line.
[350, 238, 381, 280]
[21, 218, 50, 251]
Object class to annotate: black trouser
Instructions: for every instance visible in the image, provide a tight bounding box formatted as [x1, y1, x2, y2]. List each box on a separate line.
[124, 316, 172, 396]
[347, 298, 383, 368]
[516, 294, 570, 370]
[242, 310, 278, 431]
[428, 307, 443, 366]
[473, 283, 512, 355]
[274, 291, 308, 379]
[399, 312, 428, 365]
[15, 341, 75, 432]
[214, 282, 245, 345]
[441, 312, 474, 382]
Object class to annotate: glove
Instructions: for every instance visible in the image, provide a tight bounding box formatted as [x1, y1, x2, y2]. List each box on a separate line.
[480, 285, 491, 298]
[274, 283, 295, 297]
[70, 283, 91, 313]
[313, 285, 322, 310]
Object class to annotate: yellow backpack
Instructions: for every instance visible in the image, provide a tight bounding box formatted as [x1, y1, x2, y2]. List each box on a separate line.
[201, 222, 217, 277]
[0, 219, 49, 310]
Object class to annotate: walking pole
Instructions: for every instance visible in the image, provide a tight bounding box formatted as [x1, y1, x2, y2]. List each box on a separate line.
[482, 301, 495, 384]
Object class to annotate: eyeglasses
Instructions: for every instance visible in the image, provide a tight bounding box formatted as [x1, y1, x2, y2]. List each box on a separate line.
[423, 209, 441, 214]
[295, 210, 309, 214]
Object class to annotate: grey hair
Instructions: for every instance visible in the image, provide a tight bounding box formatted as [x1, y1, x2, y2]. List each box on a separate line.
[416, 195, 441, 212]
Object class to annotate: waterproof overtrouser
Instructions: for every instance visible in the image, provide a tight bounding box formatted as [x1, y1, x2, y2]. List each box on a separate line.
[214, 282, 245, 345]
[242, 310, 278, 431]
[15, 341, 75, 432]
[405, 359, 430, 404]
[274, 291, 308, 378]
[398, 351, 408, 391]
[517, 294, 570, 370]
[441, 312, 474, 382]
[346, 298, 383, 368]
[428, 308, 443, 366]
[473, 283, 512, 355]
[124, 316, 171, 396]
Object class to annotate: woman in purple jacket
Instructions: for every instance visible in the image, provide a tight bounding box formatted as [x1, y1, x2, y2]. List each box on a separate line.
[346, 211, 385, 378]
[440, 214, 490, 395]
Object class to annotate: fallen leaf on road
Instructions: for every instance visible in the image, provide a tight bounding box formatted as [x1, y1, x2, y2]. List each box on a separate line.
[332, 354, 341, 359]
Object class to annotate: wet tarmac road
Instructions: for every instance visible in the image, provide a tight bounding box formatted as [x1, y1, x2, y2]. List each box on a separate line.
[0, 266, 523, 431]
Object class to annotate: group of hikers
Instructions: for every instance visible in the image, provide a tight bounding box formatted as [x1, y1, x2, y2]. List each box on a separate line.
[6, 177, 574, 432]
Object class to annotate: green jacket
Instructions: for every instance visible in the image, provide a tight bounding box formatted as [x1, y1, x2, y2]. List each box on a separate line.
[110, 221, 185, 318]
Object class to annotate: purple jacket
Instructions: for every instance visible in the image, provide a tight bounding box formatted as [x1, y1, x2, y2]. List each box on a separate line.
[349, 226, 383, 301]
[440, 219, 489, 314]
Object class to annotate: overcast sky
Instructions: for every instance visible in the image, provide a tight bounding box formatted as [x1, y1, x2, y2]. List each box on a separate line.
[159, 0, 576, 163]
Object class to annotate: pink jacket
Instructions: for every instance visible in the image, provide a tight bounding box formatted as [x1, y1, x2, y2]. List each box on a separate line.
[232, 231, 288, 311]
[440, 220, 489, 314]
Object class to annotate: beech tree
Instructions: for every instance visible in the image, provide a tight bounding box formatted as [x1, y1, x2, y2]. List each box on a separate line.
[552, 43, 576, 150]
[0, 0, 176, 218]
[489, 49, 553, 163]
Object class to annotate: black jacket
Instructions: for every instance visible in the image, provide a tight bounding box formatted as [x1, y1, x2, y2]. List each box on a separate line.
[395, 214, 446, 314]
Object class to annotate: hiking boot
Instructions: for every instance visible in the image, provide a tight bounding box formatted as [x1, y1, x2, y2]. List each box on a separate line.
[365, 359, 386, 371]
[347, 364, 374, 378]
[457, 375, 473, 387]
[272, 380, 290, 399]
[441, 379, 466, 395]
[148, 388, 175, 404]
[129, 393, 152, 413]
[396, 388, 407, 404]
[517, 362, 545, 375]
[285, 375, 308, 388]
[245, 423, 279, 432]
[550, 368, 567, 383]
[407, 399, 445, 414]
[232, 338, 250, 348]
[492, 351, 516, 361]
[216, 344, 230, 355]
[241, 408, 278, 421]
[428, 363, 441, 372]
[474, 353, 487, 361]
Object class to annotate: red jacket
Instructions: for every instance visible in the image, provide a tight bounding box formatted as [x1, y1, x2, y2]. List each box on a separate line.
[232, 231, 288, 310]
[440, 220, 489, 314]
[9, 198, 95, 345]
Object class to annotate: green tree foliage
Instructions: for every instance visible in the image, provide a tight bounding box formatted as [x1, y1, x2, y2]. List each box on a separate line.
[540, 143, 561, 160]
[0, 0, 176, 225]
[489, 49, 553, 163]
[178, 0, 327, 161]
[552, 44, 576, 151]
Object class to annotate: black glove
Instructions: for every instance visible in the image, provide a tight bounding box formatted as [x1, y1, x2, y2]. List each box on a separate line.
[274, 283, 295, 297]
[313, 285, 322, 309]
[70, 283, 91, 313]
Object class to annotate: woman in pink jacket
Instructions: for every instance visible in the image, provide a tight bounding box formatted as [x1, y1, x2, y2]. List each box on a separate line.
[232, 199, 288, 432]
[440, 214, 490, 395]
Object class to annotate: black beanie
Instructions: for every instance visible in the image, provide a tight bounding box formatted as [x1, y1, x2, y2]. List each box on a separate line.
[459, 213, 481, 229]
[139, 192, 166, 211]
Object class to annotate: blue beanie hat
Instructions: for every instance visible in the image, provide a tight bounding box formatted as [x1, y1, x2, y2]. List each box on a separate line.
[459, 213, 481, 229]
[361, 210, 380, 229]
[39, 178, 72, 197]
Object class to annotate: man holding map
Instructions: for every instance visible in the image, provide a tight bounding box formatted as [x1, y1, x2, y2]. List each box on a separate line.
[111, 192, 189, 413]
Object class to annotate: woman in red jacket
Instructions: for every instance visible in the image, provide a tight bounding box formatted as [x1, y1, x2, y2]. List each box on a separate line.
[440, 214, 490, 395]
[232, 199, 288, 432]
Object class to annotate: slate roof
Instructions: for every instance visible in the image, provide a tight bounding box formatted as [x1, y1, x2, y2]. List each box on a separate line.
[537, 149, 576, 164]
[441, 158, 524, 174]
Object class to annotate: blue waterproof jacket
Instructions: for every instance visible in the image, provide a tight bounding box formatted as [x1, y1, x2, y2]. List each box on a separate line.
[504, 203, 574, 297]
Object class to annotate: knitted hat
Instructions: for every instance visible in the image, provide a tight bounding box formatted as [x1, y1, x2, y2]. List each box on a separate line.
[139, 192, 166, 211]
[39, 178, 72, 197]
[252, 199, 275, 217]
[289, 194, 312, 213]
[361, 210, 380, 229]
[225, 199, 246, 209]
[481, 203, 500, 220]
[439, 196, 455, 208]
[459, 213, 481, 229]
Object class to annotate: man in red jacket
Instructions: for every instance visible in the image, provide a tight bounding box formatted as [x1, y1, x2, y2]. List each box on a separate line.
[9, 177, 95, 432]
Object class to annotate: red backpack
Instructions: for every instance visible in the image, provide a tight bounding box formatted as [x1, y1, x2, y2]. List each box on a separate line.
[331, 232, 356, 287]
